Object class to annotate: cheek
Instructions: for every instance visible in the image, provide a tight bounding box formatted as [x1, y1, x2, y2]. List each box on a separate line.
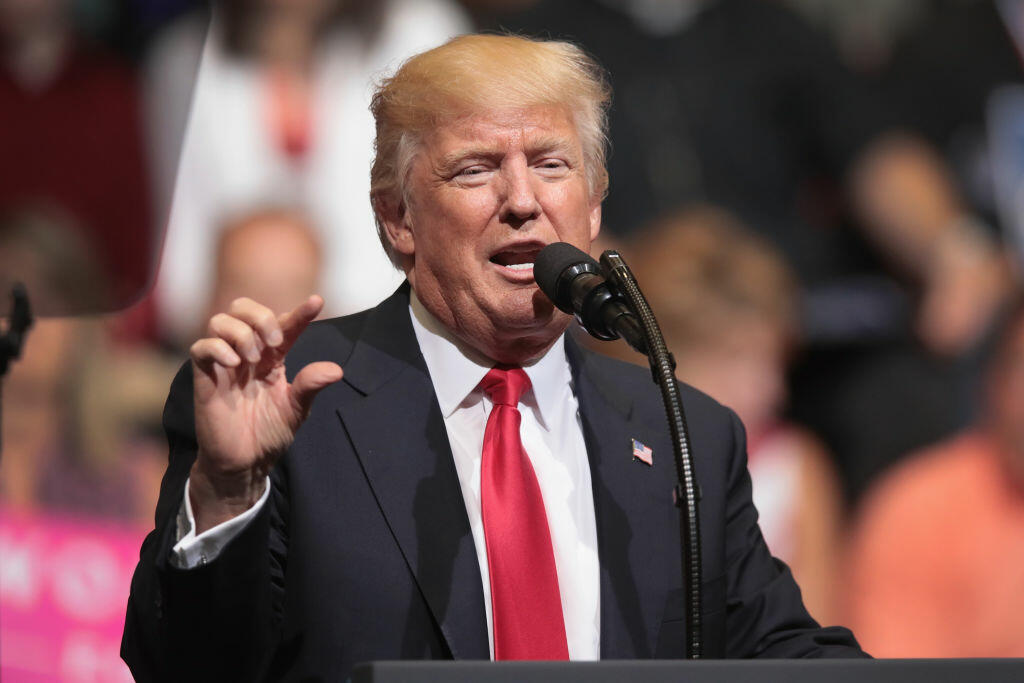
[420, 193, 496, 252]
[545, 186, 595, 241]
[435, 187, 497, 224]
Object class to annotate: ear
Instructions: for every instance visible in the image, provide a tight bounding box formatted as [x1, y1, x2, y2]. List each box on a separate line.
[588, 198, 602, 242]
[374, 191, 416, 259]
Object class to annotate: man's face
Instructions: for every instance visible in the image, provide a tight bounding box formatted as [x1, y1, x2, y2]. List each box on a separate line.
[385, 105, 601, 362]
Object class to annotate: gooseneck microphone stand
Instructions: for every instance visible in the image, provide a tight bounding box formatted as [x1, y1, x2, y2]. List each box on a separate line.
[0, 283, 33, 459]
[600, 250, 703, 660]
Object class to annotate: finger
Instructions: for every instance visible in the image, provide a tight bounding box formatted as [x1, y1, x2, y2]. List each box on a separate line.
[291, 361, 343, 414]
[190, 337, 242, 369]
[228, 297, 285, 349]
[278, 295, 326, 351]
[208, 312, 261, 364]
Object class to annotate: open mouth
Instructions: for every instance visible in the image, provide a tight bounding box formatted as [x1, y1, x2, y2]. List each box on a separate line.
[490, 248, 540, 272]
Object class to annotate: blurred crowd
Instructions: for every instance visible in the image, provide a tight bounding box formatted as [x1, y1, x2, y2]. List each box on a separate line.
[3, 0, 1024, 677]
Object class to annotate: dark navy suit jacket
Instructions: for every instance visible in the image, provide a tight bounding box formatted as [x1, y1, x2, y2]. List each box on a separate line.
[121, 285, 864, 681]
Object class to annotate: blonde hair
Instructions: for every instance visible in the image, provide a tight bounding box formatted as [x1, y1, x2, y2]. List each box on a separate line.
[369, 33, 611, 265]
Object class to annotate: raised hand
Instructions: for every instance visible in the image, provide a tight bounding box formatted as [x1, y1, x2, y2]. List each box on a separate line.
[917, 238, 1012, 356]
[188, 295, 343, 533]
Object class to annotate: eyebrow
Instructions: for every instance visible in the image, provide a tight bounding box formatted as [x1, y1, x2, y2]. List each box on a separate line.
[527, 135, 577, 157]
[436, 136, 580, 175]
[435, 147, 503, 175]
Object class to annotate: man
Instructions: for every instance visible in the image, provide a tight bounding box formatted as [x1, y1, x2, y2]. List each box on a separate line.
[122, 34, 865, 681]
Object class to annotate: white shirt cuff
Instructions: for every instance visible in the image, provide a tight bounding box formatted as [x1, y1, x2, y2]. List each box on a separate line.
[170, 476, 271, 569]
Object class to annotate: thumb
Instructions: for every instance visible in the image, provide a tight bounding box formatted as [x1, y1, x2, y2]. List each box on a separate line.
[292, 361, 344, 415]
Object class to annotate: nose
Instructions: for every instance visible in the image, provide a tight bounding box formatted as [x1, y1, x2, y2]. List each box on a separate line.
[499, 160, 541, 227]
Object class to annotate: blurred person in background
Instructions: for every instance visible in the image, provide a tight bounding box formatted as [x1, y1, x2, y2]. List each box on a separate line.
[607, 207, 843, 625]
[68, 207, 326, 520]
[2, 313, 100, 510]
[149, 0, 468, 347]
[204, 207, 323, 328]
[883, 0, 1024, 270]
[846, 295, 1024, 657]
[67, 207, 324, 519]
[479, 0, 1014, 503]
[781, 0, 931, 75]
[0, 0, 155, 339]
[0, 208, 165, 522]
[0, 208, 175, 680]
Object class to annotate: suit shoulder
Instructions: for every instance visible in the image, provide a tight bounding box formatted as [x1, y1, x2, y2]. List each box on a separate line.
[285, 308, 373, 369]
[576, 342, 739, 430]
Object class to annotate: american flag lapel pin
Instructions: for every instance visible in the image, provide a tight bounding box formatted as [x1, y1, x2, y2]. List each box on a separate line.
[631, 438, 653, 466]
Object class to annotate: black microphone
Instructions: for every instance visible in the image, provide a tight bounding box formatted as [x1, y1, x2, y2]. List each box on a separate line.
[535, 242, 647, 354]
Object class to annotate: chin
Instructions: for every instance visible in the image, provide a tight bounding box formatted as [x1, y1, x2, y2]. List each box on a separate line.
[489, 287, 557, 328]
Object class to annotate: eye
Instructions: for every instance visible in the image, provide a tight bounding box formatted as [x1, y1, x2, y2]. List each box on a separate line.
[535, 158, 570, 177]
[452, 165, 493, 184]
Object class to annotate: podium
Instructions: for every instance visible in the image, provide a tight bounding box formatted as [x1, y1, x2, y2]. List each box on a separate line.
[351, 659, 1024, 683]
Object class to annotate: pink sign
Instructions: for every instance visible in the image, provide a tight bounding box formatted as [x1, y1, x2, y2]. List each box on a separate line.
[0, 506, 146, 682]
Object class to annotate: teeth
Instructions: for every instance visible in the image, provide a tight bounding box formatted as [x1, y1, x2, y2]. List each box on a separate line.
[504, 262, 534, 271]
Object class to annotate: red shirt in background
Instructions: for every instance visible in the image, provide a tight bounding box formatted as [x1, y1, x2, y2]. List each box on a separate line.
[846, 432, 1024, 657]
[0, 44, 156, 340]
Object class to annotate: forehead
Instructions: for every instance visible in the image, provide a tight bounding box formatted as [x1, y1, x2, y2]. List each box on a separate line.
[422, 105, 581, 155]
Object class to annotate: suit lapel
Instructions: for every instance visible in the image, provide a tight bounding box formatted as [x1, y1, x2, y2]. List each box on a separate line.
[334, 287, 489, 660]
[331, 290, 677, 660]
[567, 337, 680, 659]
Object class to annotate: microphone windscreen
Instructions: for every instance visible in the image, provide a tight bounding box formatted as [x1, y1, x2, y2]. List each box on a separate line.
[534, 242, 598, 308]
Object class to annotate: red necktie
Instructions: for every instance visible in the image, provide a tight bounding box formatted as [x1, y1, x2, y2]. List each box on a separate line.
[479, 367, 569, 660]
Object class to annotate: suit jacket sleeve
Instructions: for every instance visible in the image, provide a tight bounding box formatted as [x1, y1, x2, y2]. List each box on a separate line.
[121, 362, 289, 682]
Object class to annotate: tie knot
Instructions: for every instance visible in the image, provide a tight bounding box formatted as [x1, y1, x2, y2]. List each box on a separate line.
[480, 367, 531, 407]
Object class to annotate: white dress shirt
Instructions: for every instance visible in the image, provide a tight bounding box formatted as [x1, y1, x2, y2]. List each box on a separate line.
[173, 292, 601, 660]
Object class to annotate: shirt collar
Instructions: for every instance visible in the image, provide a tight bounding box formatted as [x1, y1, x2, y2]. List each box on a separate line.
[408, 289, 571, 428]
